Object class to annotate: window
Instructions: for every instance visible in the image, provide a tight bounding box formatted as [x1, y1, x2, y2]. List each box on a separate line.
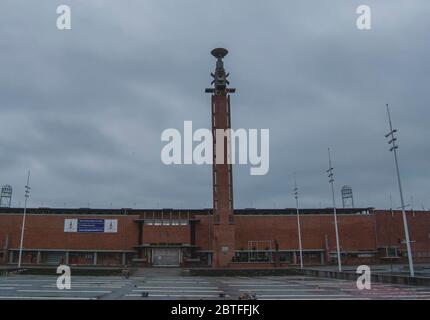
[386, 247, 398, 257]
[144, 219, 188, 226]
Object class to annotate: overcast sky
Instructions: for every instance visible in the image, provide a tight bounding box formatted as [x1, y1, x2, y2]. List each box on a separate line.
[0, 0, 429, 210]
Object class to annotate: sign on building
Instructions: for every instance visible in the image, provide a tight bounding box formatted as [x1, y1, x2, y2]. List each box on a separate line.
[64, 218, 118, 233]
[64, 219, 78, 232]
[77, 219, 105, 232]
[104, 219, 118, 233]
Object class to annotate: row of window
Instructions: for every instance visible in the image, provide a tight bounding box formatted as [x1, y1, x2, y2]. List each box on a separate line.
[144, 220, 188, 226]
[415, 251, 430, 258]
[233, 251, 322, 263]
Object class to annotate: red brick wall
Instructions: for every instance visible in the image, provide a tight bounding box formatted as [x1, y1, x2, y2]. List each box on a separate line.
[193, 214, 378, 252]
[0, 214, 138, 251]
[0, 210, 429, 264]
[142, 225, 190, 244]
[194, 215, 211, 250]
[375, 210, 430, 257]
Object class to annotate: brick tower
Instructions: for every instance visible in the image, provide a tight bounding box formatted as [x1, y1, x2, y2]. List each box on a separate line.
[205, 48, 236, 268]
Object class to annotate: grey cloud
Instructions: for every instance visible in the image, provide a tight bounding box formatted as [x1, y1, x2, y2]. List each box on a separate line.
[0, 0, 429, 210]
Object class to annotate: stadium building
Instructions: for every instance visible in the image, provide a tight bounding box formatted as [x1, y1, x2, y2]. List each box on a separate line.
[1, 207, 430, 268]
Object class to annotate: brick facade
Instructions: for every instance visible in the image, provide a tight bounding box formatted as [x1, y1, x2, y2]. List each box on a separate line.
[0, 208, 429, 267]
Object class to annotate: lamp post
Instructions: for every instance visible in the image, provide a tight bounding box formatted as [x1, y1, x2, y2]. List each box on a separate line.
[385, 104, 414, 277]
[327, 148, 342, 272]
[18, 170, 31, 268]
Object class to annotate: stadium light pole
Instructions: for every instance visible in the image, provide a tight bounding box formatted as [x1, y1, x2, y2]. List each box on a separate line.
[327, 148, 342, 272]
[389, 194, 394, 274]
[293, 174, 304, 269]
[385, 104, 414, 277]
[18, 170, 31, 268]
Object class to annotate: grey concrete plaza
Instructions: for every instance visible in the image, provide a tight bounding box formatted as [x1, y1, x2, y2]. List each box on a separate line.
[1, 268, 430, 300]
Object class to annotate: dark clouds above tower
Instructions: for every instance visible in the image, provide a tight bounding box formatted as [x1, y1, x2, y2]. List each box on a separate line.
[0, 0, 429, 210]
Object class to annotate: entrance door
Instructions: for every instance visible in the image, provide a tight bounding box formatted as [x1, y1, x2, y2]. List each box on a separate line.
[152, 248, 180, 266]
[45, 251, 65, 264]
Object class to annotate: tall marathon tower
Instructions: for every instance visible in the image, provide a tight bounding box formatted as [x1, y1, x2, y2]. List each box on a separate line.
[205, 48, 236, 267]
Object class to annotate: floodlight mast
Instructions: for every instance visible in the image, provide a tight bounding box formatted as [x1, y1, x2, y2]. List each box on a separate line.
[385, 104, 414, 277]
[327, 148, 342, 272]
[294, 174, 304, 269]
[18, 170, 31, 268]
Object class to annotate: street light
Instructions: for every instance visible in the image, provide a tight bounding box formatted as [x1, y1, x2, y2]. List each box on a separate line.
[18, 170, 31, 268]
[327, 148, 342, 272]
[385, 104, 415, 277]
[293, 174, 304, 269]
